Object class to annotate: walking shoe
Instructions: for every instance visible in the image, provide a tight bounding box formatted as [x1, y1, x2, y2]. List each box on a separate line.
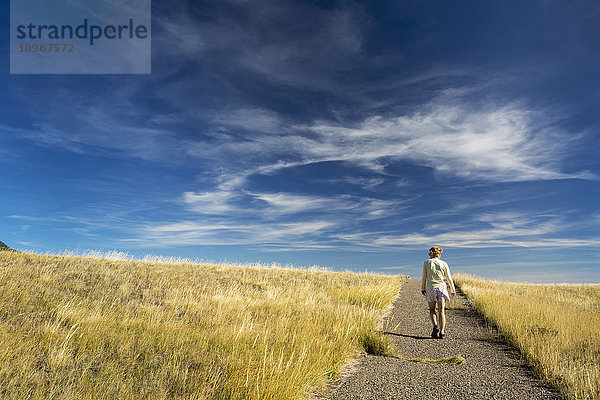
[431, 327, 439, 338]
[438, 332, 446, 339]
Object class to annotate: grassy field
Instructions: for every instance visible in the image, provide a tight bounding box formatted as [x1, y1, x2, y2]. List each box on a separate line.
[454, 274, 600, 400]
[0, 251, 406, 399]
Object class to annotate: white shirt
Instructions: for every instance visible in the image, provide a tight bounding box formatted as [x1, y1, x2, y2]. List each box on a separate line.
[421, 257, 455, 293]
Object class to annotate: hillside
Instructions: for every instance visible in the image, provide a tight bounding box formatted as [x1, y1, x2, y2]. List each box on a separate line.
[0, 240, 16, 251]
[0, 250, 406, 399]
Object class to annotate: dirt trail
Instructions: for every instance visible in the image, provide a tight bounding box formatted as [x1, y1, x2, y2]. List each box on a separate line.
[319, 279, 559, 400]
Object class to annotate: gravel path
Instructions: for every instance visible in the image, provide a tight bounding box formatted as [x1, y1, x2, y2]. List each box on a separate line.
[319, 279, 559, 400]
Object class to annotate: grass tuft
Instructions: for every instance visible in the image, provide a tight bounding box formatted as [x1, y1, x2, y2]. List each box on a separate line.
[359, 332, 395, 357]
[406, 355, 466, 365]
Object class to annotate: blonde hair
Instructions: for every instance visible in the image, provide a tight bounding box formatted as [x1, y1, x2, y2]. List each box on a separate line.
[428, 246, 443, 258]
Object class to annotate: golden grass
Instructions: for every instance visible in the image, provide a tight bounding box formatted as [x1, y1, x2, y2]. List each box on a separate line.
[0, 251, 406, 399]
[454, 273, 600, 400]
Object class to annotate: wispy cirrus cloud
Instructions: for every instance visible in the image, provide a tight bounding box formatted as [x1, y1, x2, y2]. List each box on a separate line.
[178, 187, 403, 225]
[177, 98, 594, 194]
[135, 220, 337, 249]
[128, 206, 600, 252]
[332, 211, 600, 250]
[180, 191, 237, 215]
[156, 0, 366, 89]
[245, 192, 402, 218]
[6, 81, 594, 254]
[7, 0, 593, 187]
[129, 92, 594, 253]
[249, 192, 341, 216]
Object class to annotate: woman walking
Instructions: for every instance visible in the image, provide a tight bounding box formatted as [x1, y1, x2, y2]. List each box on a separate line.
[421, 246, 455, 339]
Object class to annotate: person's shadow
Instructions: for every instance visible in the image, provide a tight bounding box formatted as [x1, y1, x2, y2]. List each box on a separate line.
[383, 331, 434, 340]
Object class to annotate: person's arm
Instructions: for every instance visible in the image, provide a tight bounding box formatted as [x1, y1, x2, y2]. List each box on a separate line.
[421, 261, 427, 294]
[444, 263, 456, 296]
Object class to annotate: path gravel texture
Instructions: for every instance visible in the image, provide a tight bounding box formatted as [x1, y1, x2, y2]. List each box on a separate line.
[319, 279, 559, 400]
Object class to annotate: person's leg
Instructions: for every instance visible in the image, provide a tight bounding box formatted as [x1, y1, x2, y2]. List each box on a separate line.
[428, 302, 437, 327]
[437, 300, 446, 333]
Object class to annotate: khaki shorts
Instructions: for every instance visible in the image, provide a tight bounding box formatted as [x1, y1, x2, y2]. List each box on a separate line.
[425, 287, 450, 303]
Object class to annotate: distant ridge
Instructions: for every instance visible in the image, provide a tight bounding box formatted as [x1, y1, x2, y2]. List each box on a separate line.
[0, 241, 17, 252]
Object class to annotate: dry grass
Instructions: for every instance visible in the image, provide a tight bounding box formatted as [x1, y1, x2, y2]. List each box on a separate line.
[454, 273, 600, 400]
[0, 251, 406, 399]
[405, 355, 466, 365]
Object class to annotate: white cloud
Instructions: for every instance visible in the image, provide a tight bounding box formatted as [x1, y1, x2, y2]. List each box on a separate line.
[179, 186, 405, 222]
[154, 0, 366, 90]
[182, 100, 594, 199]
[305, 105, 592, 181]
[163, 97, 594, 249]
[144, 217, 600, 250]
[212, 108, 282, 134]
[259, 221, 336, 241]
[329, 211, 600, 250]
[138, 219, 336, 249]
[9, 215, 41, 221]
[250, 192, 335, 215]
[147, 221, 237, 234]
[181, 191, 237, 214]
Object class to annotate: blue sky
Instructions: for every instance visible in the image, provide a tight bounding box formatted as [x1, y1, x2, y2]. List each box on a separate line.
[2, 0, 599, 282]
